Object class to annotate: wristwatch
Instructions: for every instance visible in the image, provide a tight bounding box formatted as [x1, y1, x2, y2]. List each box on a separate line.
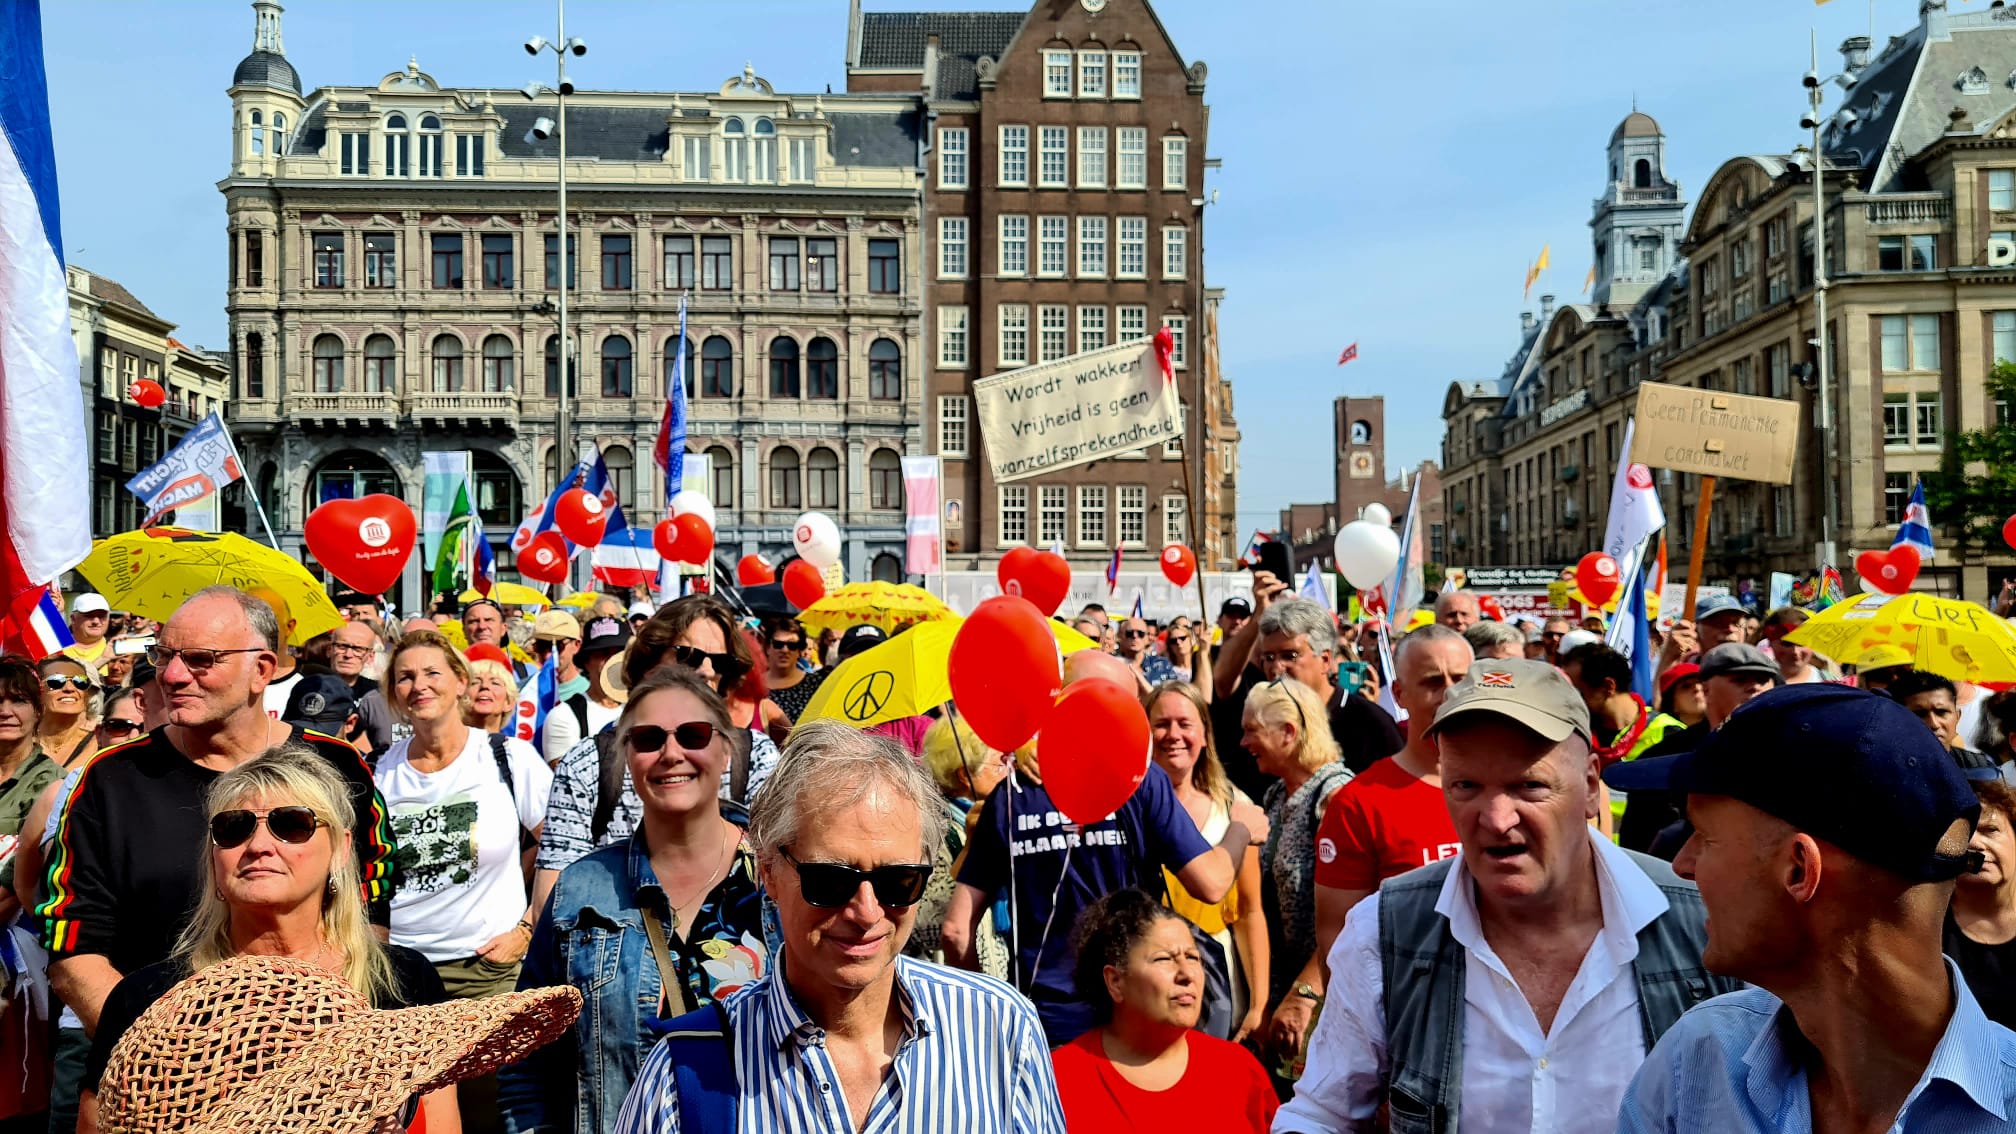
[1293, 982, 1321, 1002]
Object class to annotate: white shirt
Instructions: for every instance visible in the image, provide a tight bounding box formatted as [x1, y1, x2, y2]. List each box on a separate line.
[542, 698, 582, 766]
[1276, 828, 1671, 1134]
[263, 671, 302, 719]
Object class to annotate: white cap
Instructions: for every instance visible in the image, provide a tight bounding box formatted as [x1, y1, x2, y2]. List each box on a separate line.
[627, 600, 655, 619]
[1557, 628, 1600, 654]
[71, 593, 110, 615]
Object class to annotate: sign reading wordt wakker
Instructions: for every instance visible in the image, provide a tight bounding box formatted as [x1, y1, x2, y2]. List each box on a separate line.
[972, 340, 1183, 483]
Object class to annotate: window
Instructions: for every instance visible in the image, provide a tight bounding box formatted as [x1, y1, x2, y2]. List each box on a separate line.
[1731, 357, 1755, 395]
[938, 395, 969, 457]
[1078, 305, 1107, 353]
[664, 236, 696, 290]
[1000, 304, 1030, 367]
[868, 339, 901, 401]
[868, 239, 900, 294]
[707, 446, 735, 507]
[1077, 127, 1107, 188]
[1117, 485, 1146, 547]
[1996, 311, 2016, 363]
[313, 233, 344, 288]
[543, 235, 577, 289]
[1162, 135, 1188, 190]
[752, 119, 777, 183]
[723, 118, 747, 181]
[1994, 170, 2016, 212]
[1117, 128, 1147, 189]
[999, 484, 1028, 545]
[1731, 240, 1750, 279]
[600, 446, 634, 511]
[311, 334, 344, 392]
[1077, 216, 1107, 277]
[1165, 315, 1188, 368]
[1767, 271, 1788, 305]
[1038, 216, 1068, 276]
[788, 136, 817, 183]
[543, 335, 571, 397]
[1881, 315, 1907, 371]
[1078, 51, 1107, 98]
[806, 448, 840, 509]
[666, 336, 694, 399]
[455, 134, 484, 178]
[682, 135, 711, 181]
[1077, 485, 1107, 547]
[244, 332, 264, 398]
[1118, 305, 1148, 341]
[1879, 236, 1905, 271]
[938, 127, 968, 190]
[417, 115, 442, 177]
[701, 336, 734, 397]
[1884, 393, 1911, 445]
[1910, 234, 1937, 271]
[481, 334, 513, 392]
[1044, 50, 1073, 97]
[1912, 313, 1940, 370]
[1039, 305, 1069, 362]
[1767, 343, 1789, 398]
[769, 448, 801, 509]
[870, 451, 903, 511]
[1000, 215, 1029, 276]
[769, 237, 801, 291]
[601, 234, 633, 290]
[600, 335, 632, 398]
[245, 230, 264, 287]
[1161, 225, 1187, 279]
[1916, 391, 1942, 443]
[702, 237, 734, 291]
[1000, 125, 1029, 186]
[430, 234, 463, 288]
[431, 335, 463, 392]
[807, 337, 838, 399]
[94, 409, 113, 463]
[939, 218, 968, 278]
[938, 306, 969, 367]
[1884, 473, 1912, 525]
[1162, 494, 1186, 545]
[1039, 126, 1069, 187]
[1040, 485, 1068, 546]
[1114, 51, 1142, 98]
[339, 132, 366, 175]
[478, 234, 513, 290]
[364, 334, 397, 393]
[806, 238, 838, 292]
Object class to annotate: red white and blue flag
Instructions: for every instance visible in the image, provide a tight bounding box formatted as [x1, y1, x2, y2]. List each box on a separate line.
[513, 650, 558, 752]
[1238, 530, 1274, 568]
[470, 529, 496, 597]
[511, 445, 631, 560]
[19, 589, 71, 660]
[1105, 547, 1122, 594]
[652, 294, 689, 506]
[1892, 479, 1934, 563]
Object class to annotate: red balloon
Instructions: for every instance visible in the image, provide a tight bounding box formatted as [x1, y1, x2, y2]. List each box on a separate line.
[949, 595, 1063, 752]
[996, 547, 1038, 593]
[781, 559, 826, 609]
[737, 554, 775, 586]
[303, 494, 415, 595]
[1039, 679, 1151, 825]
[126, 379, 166, 408]
[1478, 595, 1505, 622]
[652, 519, 682, 562]
[553, 488, 608, 548]
[671, 512, 715, 563]
[1159, 543, 1197, 587]
[1574, 552, 1621, 608]
[518, 531, 570, 584]
[2003, 514, 2016, 553]
[998, 549, 1071, 617]
[1855, 545, 1920, 595]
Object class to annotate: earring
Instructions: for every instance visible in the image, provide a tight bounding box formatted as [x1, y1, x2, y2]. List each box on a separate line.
[326, 877, 339, 899]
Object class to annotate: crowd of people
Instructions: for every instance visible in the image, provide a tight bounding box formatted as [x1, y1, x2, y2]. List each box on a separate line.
[3, 567, 2015, 1133]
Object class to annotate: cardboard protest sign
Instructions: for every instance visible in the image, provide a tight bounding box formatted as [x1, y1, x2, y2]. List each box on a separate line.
[1630, 381, 1800, 485]
[972, 340, 1181, 483]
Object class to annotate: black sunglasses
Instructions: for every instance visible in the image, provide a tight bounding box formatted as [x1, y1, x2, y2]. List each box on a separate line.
[1121, 628, 1151, 639]
[209, 806, 327, 849]
[625, 721, 718, 754]
[674, 644, 750, 680]
[767, 638, 805, 652]
[97, 717, 143, 737]
[42, 675, 94, 692]
[781, 848, 932, 909]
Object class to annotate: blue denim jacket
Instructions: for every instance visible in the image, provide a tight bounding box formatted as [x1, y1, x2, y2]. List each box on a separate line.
[500, 831, 770, 1134]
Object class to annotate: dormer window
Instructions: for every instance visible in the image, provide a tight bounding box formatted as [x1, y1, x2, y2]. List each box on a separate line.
[384, 114, 410, 176]
[723, 118, 747, 181]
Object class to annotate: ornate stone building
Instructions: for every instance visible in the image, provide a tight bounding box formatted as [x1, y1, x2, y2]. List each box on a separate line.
[221, 1, 927, 607]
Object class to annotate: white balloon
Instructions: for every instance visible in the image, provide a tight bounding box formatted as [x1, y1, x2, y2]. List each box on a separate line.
[669, 490, 716, 531]
[1333, 520, 1401, 589]
[1361, 502, 1393, 528]
[792, 511, 843, 569]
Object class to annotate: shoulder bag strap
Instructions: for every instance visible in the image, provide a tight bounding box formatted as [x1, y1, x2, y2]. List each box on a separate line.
[654, 1001, 738, 1134]
[728, 726, 751, 805]
[640, 899, 695, 1018]
[590, 724, 623, 844]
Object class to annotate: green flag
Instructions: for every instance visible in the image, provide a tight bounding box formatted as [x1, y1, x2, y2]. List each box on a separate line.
[432, 482, 477, 597]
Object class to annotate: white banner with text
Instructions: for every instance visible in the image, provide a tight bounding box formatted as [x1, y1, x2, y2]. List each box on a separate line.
[972, 341, 1181, 483]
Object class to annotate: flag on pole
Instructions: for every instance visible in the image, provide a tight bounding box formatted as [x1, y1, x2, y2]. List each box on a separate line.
[1130, 594, 1144, 619]
[652, 294, 689, 506]
[18, 587, 71, 661]
[1523, 244, 1551, 299]
[511, 444, 631, 560]
[1584, 264, 1597, 294]
[1892, 479, 1934, 563]
[125, 411, 245, 526]
[1105, 547, 1122, 594]
[431, 481, 479, 597]
[1238, 530, 1274, 568]
[900, 456, 941, 575]
[1383, 479, 1425, 622]
[1300, 561, 1331, 610]
[1337, 343, 1359, 367]
[471, 527, 496, 597]
[512, 651, 558, 752]
[1602, 419, 1666, 563]
[1601, 540, 1658, 701]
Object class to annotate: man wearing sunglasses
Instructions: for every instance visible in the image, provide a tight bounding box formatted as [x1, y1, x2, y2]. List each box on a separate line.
[615, 721, 1065, 1134]
[1118, 615, 1182, 686]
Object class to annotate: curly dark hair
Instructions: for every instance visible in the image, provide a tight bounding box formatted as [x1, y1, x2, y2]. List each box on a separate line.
[1069, 888, 1186, 1026]
[624, 594, 754, 695]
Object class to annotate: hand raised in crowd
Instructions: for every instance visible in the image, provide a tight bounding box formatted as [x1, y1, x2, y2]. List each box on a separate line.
[1660, 618, 1697, 662]
[1250, 570, 1290, 613]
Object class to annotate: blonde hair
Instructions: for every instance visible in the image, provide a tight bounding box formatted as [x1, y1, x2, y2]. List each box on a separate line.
[463, 658, 520, 729]
[1146, 681, 1230, 807]
[1243, 677, 1341, 774]
[383, 629, 472, 726]
[175, 745, 399, 1004]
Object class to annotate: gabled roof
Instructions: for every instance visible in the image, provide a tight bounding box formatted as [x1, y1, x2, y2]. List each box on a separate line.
[856, 10, 1025, 100]
[1822, 9, 2016, 190]
[84, 271, 163, 323]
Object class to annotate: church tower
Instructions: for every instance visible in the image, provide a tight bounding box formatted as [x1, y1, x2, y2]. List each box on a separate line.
[1590, 110, 1686, 307]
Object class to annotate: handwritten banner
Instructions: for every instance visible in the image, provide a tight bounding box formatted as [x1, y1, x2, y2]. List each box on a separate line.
[972, 341, 1181, 483]
[1630, 381, 1800, 484]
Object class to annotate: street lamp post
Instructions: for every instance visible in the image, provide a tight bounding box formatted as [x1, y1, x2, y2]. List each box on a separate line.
[1801, 31, 1865, 570]
[524, 4, 586, 505]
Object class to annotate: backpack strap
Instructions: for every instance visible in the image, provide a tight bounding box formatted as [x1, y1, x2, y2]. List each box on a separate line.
[648, 1001, 739, 1134]
[489, 732, 534, 850]
[590, 723, 623, 844]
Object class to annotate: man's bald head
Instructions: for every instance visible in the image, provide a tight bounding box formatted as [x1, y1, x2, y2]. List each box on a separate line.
[1065, 648, 1134, 689]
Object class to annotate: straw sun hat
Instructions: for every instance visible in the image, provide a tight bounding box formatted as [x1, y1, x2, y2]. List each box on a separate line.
[97, 953, 581, 1134]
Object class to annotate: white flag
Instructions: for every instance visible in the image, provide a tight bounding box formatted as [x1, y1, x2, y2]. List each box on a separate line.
[1603, 418, 1666, 562]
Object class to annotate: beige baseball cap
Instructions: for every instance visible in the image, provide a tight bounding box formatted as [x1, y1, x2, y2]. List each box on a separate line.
[532, 610, 582, 642]
[1428, 658, 1593, 743]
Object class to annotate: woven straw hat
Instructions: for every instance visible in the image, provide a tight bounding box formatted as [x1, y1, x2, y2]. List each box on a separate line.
[98, 953, 581, 1134]
[601, 641, 635, 702]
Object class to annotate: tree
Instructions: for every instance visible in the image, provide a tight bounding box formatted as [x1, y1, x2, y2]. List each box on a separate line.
[1925, 361, 2016, 552]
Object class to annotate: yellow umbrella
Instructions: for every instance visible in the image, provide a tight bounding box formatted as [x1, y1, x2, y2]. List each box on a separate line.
[556, 591, 601, 610]
[459, 584, 551, 610]
[75, 527, 340, 646]
[796, 581, 954, 637]
[1786, 592, 2016, 684]
[800, 616, 1097, 729]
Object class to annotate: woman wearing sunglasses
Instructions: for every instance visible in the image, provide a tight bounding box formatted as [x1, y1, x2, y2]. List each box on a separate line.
[0, 658, 61, 902]
[36, 655, 99, 768]
[77, 745, 456, 1134]
[503, 666, 770, 1134]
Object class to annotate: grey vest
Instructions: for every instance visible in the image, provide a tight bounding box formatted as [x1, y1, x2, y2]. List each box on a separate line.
[1375, 849, 1736, 1133]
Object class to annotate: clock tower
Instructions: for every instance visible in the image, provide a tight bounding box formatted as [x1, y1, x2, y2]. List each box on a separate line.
[1334, 395, 1388, 524]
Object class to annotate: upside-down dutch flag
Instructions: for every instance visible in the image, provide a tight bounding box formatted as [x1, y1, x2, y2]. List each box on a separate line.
[1892, 479, 1935, 563]
[0, 4, 92, 654]
[652, 294, 689, 506]
[1106, 547, 1122, 594]
[18, 588, 71, 661]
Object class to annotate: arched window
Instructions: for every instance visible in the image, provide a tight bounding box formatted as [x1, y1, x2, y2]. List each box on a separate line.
[869, 449, 902, 510]
[868, 338, 901, 401]
[871, 552, 902, 584]
[545, 333, 575, 397]
[418, 115, 443, 177]
[768, 447, 800, 509]
[250, 110, 264, 155]
[244, 331, 266, 399]
[273, 112, 287, 142]
[384, 114, 411, 176]
[431, 334, 463, 392]
[481, 334, 514, 391]
[472, 449, 522, 527]
[1633, 158, 1652, 189]
[601, 334, 633, 398]
[363, 334, 397, 393]
[806, 447, 840, 510]
[807, 336, 838, 399]
[706, 445, 735, 508]
[386, 113, 408, 129]
[769, 336, 800, 398]
[666, 335, 694, 399]
[701, 335, 734, 397]
[752, 118, 776, 183]
[603, 444, 634, 508]
[311, 333, 344, 392]
[723, 118, 747, 181]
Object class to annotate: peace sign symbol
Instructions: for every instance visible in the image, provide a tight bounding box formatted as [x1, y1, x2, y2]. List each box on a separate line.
[843, 670, 896, 722]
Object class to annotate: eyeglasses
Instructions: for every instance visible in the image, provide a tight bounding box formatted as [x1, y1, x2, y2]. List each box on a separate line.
[626, 721, 719, 755]
[1121, 629, 1151, 640]
[673, 644, 749, 680]
[209, 806, 327, 849]
[780, 848, 933, 909]
[97, 717, 143, 738]
[1268, 677, 1309, 738]
[767, 638, 805, 652]
[146, 645, 265, 672]
[42, 675, 94, 692]
[328, 643, 374, 657]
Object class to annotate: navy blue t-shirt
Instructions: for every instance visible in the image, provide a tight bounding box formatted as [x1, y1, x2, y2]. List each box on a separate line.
[955, 761, 1214, 1046]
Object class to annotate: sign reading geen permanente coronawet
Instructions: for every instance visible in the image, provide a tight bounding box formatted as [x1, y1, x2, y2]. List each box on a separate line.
[972, 340, 1182, 483]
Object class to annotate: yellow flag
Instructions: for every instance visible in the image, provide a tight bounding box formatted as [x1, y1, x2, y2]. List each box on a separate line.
[1523, 244, 1550, 299]
[1535, 244, 1551, 272]
[1584, 264, 1597, 294]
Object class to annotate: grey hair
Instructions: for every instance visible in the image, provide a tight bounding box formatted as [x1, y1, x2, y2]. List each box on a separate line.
[1463, 620, 1523, 653]
[1258, 597, 1337, 656]
[747, 720, 948, 863]
[186, 585, 281, 651]
[1395, 622, 1471, 669]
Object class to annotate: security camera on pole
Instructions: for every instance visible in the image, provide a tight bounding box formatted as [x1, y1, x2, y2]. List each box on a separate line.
[524, 3, 586, 586]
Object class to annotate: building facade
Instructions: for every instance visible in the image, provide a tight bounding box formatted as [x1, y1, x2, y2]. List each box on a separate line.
[221, 1, 928, 609]
[846, 0, 1238, 571]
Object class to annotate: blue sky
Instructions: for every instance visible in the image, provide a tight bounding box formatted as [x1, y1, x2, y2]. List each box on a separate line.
[40, 0, 1930, 534]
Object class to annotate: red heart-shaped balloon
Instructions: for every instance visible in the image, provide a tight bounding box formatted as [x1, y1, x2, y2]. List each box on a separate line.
[1854, 545, 1921, 595]
[519, 530, 570, 584]
[303, 495, 415, 595]
[999, 549, 1071, 617]
[553, 488, 608, 548]
[949, 595, 1063, 752]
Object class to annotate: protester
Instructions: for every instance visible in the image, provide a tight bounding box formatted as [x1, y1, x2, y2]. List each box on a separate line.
[0, 657, 59, 856]
[1463, 618, 1524, 660]
[328, 618, 397, 751]
[1539, 616, 1572, 664]
[1118, 615, 1181, 685]
[1051, 889, 1279, 1132]
[464, 657, 520, 734]
[1612, 642, 1782, 856]
[531, 610, 587, 765]
[575, 613, 629, 736]
[1948, 777, 2016, 1029]
[94, 644, 133, 692]
[1217, 596, 1253, 652]
[1612, 684, 2016, 1132]
[626, 600, 654, 630]
[727, 627, 793, 756]
[60, 594, 112, 669]
[1760, 606, 1830, 684]
[1433, 589, 1480, 631]
[504, 667, 768, 1134]
[247, 586, 315, 718]
[911, 712, 1012, 978]
[758, 614, 824, 725]
[1656, 661, 1706, 727]
[1161, 616, 1209, 686]
[1853, 643, 1914, 695]
[13, 684, 140, 918]
[1561, 642, 1686, 835]
[35, 653, 98, 767]
[613, 722, 1066, 1133]
[279, 671, 360, 747]
[1694, 594, 1747, 650]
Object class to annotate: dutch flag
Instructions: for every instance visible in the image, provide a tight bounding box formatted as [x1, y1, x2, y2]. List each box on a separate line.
[1893, 479, 1935, 564]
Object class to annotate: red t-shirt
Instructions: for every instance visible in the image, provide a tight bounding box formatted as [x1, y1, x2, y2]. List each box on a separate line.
[1052, 1030, 1278, 1134]
[1312, 754, 1461, 891]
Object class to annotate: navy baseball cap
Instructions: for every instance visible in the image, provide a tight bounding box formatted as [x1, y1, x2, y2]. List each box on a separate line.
[282, 673, 358, 736]
[1604, 683, 1981, 882]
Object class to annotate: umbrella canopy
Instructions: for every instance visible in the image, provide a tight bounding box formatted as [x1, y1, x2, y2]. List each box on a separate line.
[76, 528, 341, 647]
[799, 616, 1100, 729]
[1786, 591, 2016, 684]
[459, 584, 551, 610]
[556, 591, 602, 611]
[796, 582, 955, 637]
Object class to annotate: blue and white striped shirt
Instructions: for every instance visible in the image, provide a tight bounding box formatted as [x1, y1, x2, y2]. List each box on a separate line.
[613, 954, 1066, 1134]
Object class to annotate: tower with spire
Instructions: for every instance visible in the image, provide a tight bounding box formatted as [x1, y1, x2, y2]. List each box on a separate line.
[1589, 109, 1686, 307]
[228, 0, 304, 177]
